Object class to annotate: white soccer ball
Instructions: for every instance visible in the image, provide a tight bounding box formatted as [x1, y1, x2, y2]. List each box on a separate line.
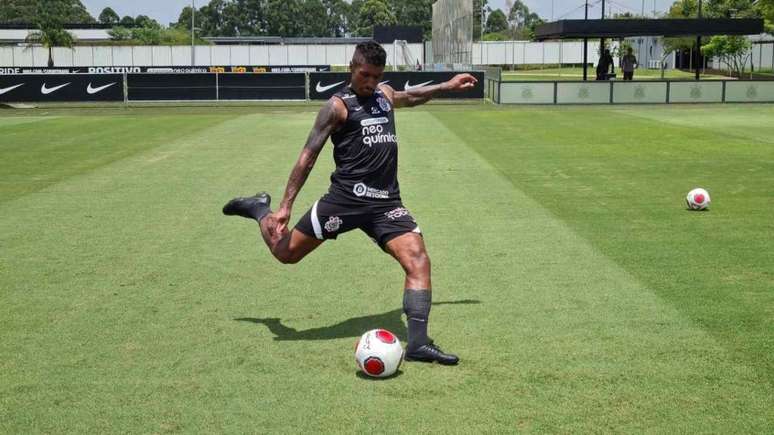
[686, 188, 711, 210]
[355, 329, 403, 378]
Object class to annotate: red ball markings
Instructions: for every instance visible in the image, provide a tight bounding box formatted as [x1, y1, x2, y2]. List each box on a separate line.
[363, 357, 385, 375]
[375, 329, 396, 344]
[694, 194, 705, 204]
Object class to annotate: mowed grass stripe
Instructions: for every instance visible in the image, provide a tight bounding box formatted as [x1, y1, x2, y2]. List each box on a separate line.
[1, 107, 772, 432]
[433, 106, 774, 389]
[399, 110, 773, 432]
[0, 113, 231, 203]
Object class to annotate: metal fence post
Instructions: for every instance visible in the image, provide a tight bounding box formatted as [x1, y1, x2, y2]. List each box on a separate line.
[122, 71, 128, 106]
[215, 72, 219, 101]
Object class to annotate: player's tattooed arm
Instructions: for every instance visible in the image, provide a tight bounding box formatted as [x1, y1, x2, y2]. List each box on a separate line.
[382, 73, 479, 108]
[276, 98, 345, 219]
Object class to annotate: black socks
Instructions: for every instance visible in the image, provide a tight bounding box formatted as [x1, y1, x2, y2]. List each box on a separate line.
[403, 289, 431, 351]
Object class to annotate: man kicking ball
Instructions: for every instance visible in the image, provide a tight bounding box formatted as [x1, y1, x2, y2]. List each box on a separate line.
[223, 40, 477, 365]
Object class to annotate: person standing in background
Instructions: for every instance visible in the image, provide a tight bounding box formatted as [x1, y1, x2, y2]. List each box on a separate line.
[621, 47, 638, 81]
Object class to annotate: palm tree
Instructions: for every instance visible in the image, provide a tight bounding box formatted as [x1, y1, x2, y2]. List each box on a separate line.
[25, 23, 76, 67]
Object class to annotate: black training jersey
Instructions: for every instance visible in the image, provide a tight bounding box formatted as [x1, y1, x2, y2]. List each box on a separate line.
[327, 86, 400, 205]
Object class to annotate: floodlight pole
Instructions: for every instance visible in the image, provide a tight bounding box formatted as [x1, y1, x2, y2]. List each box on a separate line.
[600, 0, 606, 77]
[191, 0, 196, 66]
[583, 0, 589, 81]
[695, 0, 703, 80]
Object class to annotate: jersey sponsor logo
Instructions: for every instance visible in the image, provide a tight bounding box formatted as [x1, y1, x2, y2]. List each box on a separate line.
[353, 183, 389, 199]
[404, 80, 433, 91]
[361, 123, 397, 147]
[41, 82, 71, 95]
[360, 117, 389, 127]
[324, 216, 343, 233]
[376, 97, 391, 112]
[87, 82, 117, 94]
[0, 83, 24, 95]
[315, 80, 345, 93]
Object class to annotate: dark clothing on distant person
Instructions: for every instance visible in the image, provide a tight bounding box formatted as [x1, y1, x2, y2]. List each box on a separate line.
[596, 52, 614, 80]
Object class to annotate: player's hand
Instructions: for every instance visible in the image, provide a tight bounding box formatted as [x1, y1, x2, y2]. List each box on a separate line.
[272, 207, 291, 236]
[444, 74, 478, 92]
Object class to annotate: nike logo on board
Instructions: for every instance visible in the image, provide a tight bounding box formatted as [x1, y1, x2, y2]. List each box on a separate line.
[0, 83, 24, 95]
[41, 82, 71, 95]
[315, 81, 345, 93]
[87, 82, 116, 94]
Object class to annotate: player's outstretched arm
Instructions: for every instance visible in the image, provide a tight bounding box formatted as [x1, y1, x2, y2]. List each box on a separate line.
[273, 98, 346, 233]
[383, 73, 478, 108]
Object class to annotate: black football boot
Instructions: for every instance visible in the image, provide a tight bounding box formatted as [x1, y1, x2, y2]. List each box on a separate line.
[404, 341, 459, 365]
[222, 192, 272, 222]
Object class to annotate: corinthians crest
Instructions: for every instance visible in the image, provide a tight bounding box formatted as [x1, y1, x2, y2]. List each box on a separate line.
[578, 86, 590, 99]
[376, 97, 391, 112]
[690, 85, 703, 99]
[634, 85, 646, 100]
[521, 87, 534, 100]
[324, 216, 343, 233]
[746, 85, 758, 99]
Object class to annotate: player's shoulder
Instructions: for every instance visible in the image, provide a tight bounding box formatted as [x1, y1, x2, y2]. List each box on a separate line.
[377, 83, 396, 104]
[325, 95, 348, 123]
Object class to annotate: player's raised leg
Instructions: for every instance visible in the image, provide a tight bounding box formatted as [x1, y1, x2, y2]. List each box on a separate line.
[223, 192, 322, 264]
[385, 232, 459, 365]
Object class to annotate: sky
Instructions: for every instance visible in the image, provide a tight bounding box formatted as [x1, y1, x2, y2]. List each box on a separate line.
[79, 0, 671, 28]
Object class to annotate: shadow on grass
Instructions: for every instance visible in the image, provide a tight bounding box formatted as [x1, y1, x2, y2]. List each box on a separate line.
[235, 299, 480, 342]
[356, 370, 404, 381]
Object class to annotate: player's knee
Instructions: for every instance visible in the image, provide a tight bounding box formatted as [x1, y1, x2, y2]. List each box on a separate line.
[405, 251, 431, 276]
[273, 248, 302, 265]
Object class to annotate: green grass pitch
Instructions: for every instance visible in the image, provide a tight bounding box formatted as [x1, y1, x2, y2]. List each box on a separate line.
[1, 103, 773, 433]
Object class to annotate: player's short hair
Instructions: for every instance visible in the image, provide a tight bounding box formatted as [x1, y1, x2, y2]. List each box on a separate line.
[352, 41, 386, 67]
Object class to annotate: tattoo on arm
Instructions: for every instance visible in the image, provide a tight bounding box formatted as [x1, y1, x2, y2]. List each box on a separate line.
[393, 83, 447, 108]
[279, 100, 340, 210]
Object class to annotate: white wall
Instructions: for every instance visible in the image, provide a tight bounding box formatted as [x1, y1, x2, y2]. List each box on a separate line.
[0, 43, 425, 67]
[472, 41, 602, 66]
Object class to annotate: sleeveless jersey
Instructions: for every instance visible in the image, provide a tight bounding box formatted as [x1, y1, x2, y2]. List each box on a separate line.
[327, 86, 400, 205]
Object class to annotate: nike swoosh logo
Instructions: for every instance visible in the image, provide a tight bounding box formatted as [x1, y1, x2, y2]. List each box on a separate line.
[315, 81, 345, 93]
[0, 83, 24, 95]
[87, 82, 116, 94]
[379, 80, 391, 86]
[41, 82, 71, 95]
[404, 80, 433, 91]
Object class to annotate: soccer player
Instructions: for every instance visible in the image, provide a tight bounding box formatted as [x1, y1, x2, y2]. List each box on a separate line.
[223, 41, 477, 366]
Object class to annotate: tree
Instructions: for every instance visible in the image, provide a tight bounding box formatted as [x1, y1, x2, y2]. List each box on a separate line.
[701, 35, 752, 76]
[120, 15, 136, 27]
[352, 0, 396, 37]
[265, 0, 304, 36]
[756, 0, 774, 32]
[485, 9, 508, 34]
[134, 15, 160, 29]
[473, 0, 490, 41]
[1, 0, 94, 24]
[388, 0, 433, 40]
[300, 0, 329, 36]
[108, 26, 132, 41]
[25, 1, 77, 67]
[506, 0, 542, 40]
[323, 0, 350, 37]
[98, 7, 119, 25]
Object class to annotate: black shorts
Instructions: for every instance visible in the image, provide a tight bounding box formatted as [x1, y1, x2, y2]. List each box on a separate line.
[295, 197, 421, 249]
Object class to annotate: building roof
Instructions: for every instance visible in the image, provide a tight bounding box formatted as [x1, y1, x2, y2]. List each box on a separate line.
[0, 28, 111, 44]
[535, 18, 765, 41]
[204, 36, 374, 45]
